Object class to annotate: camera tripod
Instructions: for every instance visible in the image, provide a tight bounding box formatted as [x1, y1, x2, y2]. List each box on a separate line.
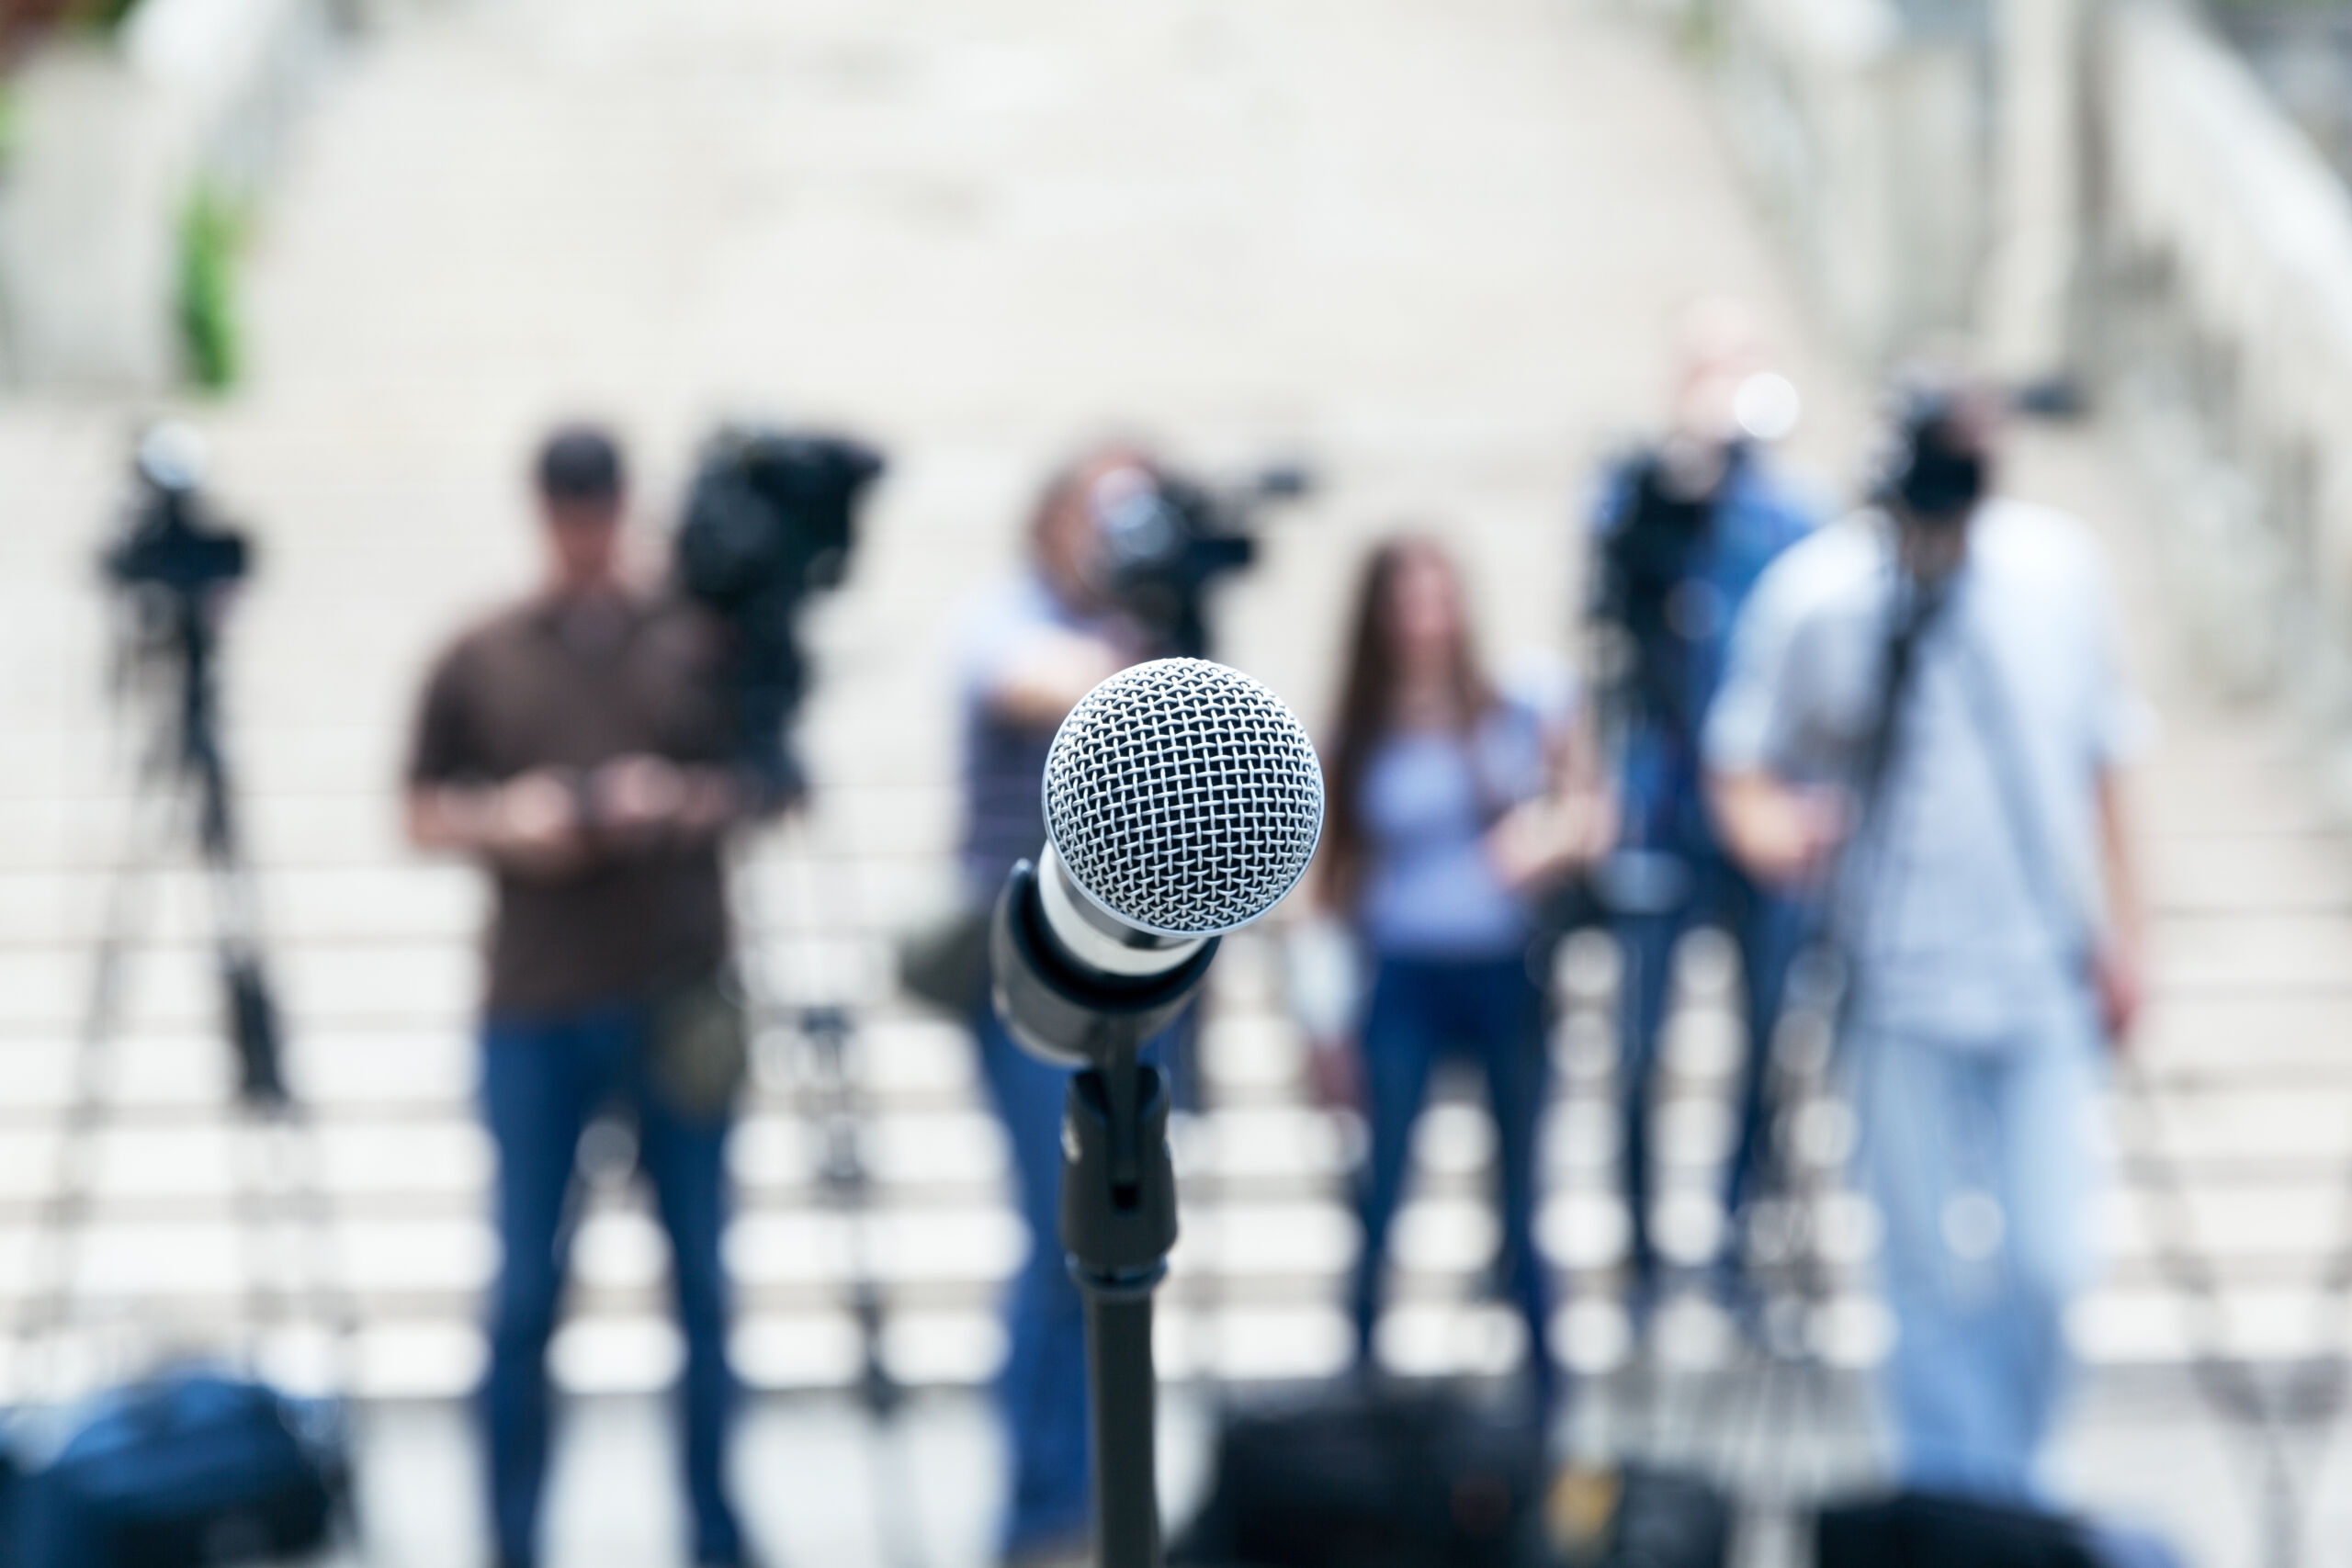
[750, 813, 930, 1568]
[17, 565, 353, 1411]
[989, 857, 1219, 1568]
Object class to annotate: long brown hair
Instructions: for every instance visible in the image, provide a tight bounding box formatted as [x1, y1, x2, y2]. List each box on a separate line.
[1318, 536, 1496, 912]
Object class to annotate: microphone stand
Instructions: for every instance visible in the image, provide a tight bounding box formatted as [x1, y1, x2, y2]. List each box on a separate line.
[1063, 1035, 1177, 1568]
[992, 860, 1216, 1568]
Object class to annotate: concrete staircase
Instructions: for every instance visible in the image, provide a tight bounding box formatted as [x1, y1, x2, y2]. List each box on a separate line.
[0, 0, 2347, 1439]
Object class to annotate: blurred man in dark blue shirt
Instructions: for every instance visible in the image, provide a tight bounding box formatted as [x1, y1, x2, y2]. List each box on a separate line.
[1589, 301, 1819, 1315]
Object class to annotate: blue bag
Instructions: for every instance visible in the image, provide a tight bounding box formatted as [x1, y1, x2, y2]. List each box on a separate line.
[12, 1370, 346, 1567]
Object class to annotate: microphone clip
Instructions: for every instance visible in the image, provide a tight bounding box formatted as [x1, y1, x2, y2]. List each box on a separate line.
[989, 858, 1217, 1070]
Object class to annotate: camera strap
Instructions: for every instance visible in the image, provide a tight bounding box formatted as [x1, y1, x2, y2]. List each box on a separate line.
[1811, 531, 1955, 1020]
[1855, 543, 1953, 841]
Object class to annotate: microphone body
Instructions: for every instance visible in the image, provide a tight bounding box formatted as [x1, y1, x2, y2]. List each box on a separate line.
[989, 656, 1324, 1066]
[990, 846, 1216, 1067]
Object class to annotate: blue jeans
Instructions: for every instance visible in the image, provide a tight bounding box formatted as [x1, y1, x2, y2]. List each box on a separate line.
[1612, 852, 1805, 1287]
[480, 1003, 743, 1567]
[1851, 1005, 2100, 1503]
[1350, 954, 1552, 1398]
[970, 998, 1190, 1562]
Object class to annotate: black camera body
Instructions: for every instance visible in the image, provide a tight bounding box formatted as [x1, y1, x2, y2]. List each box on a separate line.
[1594, 440, 1747, 744]
[1880, 388, 1987, 525]
[1097, 463, 1309, 660]
[106, 480, 251, 606]
[102, 464, 254, 773]
[675, 425, 886, 801]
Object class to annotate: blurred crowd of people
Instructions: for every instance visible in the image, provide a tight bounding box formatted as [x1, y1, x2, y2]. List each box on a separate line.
[395, 300, 2143, 1568]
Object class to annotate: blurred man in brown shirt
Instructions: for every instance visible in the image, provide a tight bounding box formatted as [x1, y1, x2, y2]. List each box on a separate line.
[406, 426, 752, 1568]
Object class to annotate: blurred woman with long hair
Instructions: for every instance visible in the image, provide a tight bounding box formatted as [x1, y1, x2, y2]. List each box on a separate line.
[1314, 535, 1602, 1404]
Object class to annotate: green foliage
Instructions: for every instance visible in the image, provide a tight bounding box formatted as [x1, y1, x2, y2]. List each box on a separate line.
[1677, 0, 1728, 62]
[177, 183, 242, 391]
[76, 0, 145, 30]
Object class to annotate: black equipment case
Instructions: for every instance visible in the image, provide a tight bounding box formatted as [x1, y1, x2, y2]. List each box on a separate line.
[1171, 1385, 1548, 1568]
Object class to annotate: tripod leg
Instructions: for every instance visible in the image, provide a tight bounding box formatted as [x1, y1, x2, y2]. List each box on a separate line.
[17, 758, 175, 1392]
[753, 817, 932, 1568]
[1082, 1288, 1160, 1568]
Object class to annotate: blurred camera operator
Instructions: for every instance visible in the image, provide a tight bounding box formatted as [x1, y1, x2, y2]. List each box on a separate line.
[1705, 378, 2146, 1503]
[404, 425, 760, 1568]
[1589, 299, 1824, 1320]
[956, 442, 1175, 1568]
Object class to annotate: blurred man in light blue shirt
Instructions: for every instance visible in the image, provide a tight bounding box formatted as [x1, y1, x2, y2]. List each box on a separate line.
[1706, 381, 2147, 1502]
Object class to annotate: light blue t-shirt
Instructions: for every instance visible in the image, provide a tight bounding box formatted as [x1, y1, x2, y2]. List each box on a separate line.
[1704, 501, 2146, 1043]
[1356, 694, 1555, 961]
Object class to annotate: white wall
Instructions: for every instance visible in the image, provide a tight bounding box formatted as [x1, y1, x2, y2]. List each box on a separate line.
[1705, 0, 1987, 366]
[0, 0, 334, 389]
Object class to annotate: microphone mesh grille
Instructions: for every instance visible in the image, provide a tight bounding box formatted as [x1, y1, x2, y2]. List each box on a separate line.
[1043, 658, 1325, 936]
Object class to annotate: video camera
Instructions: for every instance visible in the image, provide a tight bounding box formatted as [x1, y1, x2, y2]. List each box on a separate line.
[106, 424, 252, 622]
[1091, 459, 1312, 660]
[675, 424, 887, 803]
[102, 423, 254, 806]
[1578, 439, 1754, 920]
[1591, 439, 1747, 744]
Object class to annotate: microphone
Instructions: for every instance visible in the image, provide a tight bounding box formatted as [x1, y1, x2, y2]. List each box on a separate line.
[991, 657, 1324, 1066]
[989, 657, 1322, 1568]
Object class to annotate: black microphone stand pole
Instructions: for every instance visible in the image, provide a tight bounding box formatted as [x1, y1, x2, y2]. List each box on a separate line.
[1062, 1032, 1177, 1568]
[991, 859, 1216, 1568]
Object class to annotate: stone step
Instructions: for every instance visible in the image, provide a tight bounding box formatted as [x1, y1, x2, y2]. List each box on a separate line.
[0, 784, 963, 870]
[7, 1276, 2336, 1402]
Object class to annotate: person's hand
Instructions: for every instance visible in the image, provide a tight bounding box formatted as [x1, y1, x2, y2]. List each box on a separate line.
[675, 766, 742, 835]
[488, 768, 588, 878]
[1487, 789, 1616, 892]
[1731, 782, 1849, 889]
[990, 627, 1129, 729]
[1576, 786, 1621, 863]
[1306, 1036, 1363, 1112]
[589, 753, 689, 847]
[2095, 933, 2145, 1050]
[1788, 789, 1849, 884]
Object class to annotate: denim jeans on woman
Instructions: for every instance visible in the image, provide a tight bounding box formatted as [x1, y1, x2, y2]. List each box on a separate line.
[480, 1002, 744, 1568]
[1350, 953, 1553, 1400]
[1850, 998, 2102, 1503]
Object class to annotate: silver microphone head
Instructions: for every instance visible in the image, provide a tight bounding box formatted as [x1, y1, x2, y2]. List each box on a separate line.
[1042, 657, 1324, 939]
